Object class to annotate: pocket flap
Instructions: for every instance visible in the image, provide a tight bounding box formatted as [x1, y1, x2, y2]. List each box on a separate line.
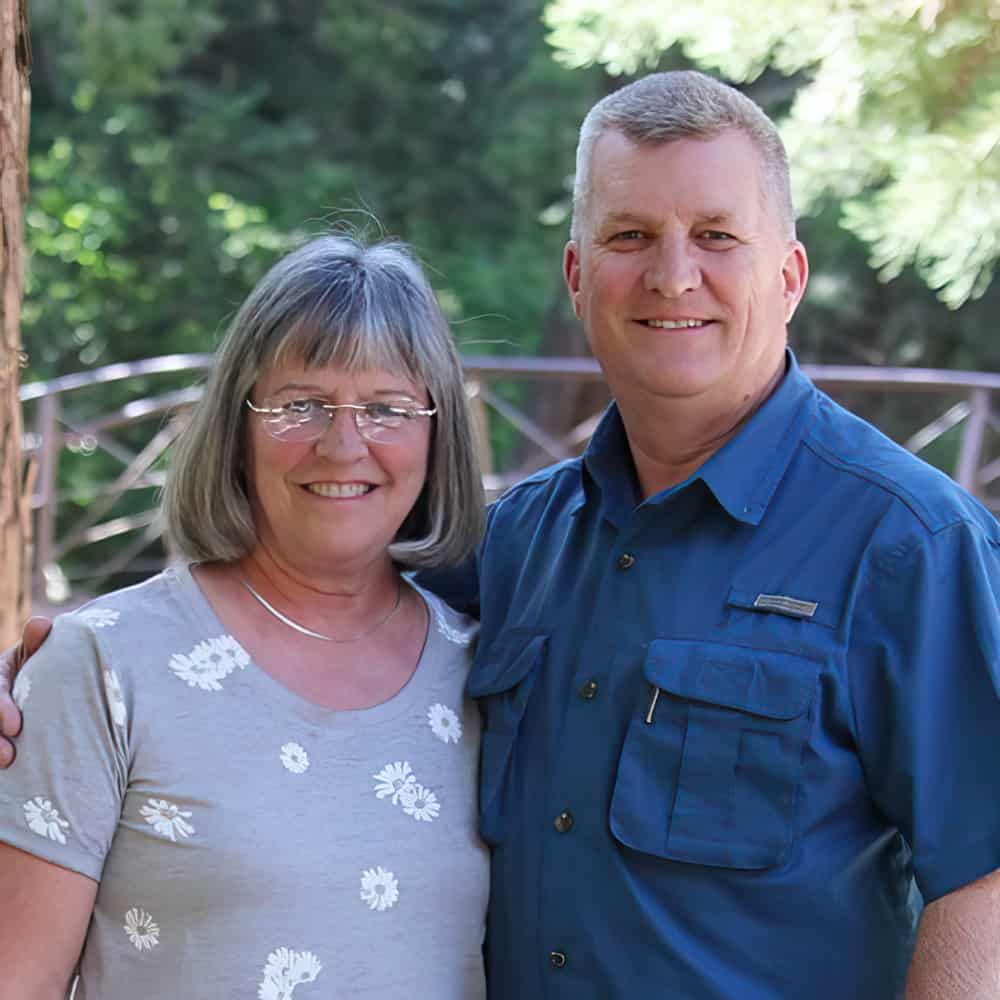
[643, 639, 817, 720]
[467, 631, 547, 697]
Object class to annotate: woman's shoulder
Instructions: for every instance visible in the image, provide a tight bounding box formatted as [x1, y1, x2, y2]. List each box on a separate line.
[14, 571, 191, 710]
[44, 565, 215, 685]
[63, 565, 189, 626]
[407, 576, 479, 651]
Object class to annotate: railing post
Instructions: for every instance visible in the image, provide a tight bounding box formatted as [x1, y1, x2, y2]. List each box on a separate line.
[465, 379, 494, 478]
[34, 393, 59, 590]
[955, 388, 990, 497]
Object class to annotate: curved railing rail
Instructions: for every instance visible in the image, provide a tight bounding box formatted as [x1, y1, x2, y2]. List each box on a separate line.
[20, 354, 1000, 602]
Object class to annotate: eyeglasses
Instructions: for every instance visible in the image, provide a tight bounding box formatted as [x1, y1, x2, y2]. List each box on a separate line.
[246, 397, 436, 444]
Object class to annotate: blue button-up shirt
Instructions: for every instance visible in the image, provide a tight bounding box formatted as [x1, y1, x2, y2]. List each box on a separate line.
[426, 354, 1000, 999]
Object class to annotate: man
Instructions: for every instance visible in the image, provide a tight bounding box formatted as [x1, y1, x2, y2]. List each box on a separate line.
[4, 71, 1000, 998]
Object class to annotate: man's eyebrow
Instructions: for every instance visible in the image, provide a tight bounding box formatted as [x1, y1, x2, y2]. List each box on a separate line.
[696, 211, 739, 226]
[597, 212, 651, 229]
[595, 209, 742, 230]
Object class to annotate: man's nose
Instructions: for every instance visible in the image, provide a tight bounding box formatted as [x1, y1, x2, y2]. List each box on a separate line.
[314, 408, 369, 460]
[643, 238, 702, 297]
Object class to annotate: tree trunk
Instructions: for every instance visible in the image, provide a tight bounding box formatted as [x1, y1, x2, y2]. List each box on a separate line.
[0, 0, 30, 647]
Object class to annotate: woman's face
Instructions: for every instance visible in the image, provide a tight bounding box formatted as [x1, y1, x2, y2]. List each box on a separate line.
[245, 361, 433, 578]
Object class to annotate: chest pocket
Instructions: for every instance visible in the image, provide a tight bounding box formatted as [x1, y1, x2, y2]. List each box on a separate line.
[610, 638, 819, 870]
[466, 630, 547, 845]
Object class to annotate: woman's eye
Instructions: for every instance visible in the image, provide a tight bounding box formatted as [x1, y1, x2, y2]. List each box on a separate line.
[366, 403, 404, 421]
[284, 398, 317, 415]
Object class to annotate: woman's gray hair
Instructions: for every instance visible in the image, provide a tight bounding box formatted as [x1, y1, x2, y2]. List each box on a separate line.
[572, 70, 795, 240]
[163, 233, 484, 569]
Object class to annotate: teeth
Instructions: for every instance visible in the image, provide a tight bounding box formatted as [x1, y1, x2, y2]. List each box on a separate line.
[305, 483, 372, 498]
[646, 319, 706, 329]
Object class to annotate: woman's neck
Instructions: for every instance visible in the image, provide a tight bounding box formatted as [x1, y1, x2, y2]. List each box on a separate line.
[234, 545, 401, 630]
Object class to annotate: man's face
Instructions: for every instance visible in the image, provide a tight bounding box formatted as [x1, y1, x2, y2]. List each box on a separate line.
[564, 129, 807, 415]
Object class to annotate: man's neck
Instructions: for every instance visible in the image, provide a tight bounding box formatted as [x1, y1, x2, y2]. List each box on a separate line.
[616, 364, 785, 500]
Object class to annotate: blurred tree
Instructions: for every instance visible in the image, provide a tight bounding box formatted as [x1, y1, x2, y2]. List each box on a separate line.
[0, 0, 31, 644]
[22, 0, 604, 588]
[544, 0, 1000, 308]
[24, 0, 600, 382]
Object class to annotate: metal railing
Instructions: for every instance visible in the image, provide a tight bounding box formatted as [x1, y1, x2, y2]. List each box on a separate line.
[20, 354, 1000, 601]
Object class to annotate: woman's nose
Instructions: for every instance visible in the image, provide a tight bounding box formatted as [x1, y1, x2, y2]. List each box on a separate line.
[313, 408, 369, 460]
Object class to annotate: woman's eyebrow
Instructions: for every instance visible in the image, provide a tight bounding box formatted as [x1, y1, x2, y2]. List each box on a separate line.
[269, 384, 420, 400]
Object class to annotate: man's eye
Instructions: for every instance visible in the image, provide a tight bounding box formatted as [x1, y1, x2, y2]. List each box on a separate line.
[610, 230, 644, 242]
[701, 230, 735, 242]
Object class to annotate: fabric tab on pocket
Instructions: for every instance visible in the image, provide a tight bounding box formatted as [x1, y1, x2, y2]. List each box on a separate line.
[644, 638, 816, 719]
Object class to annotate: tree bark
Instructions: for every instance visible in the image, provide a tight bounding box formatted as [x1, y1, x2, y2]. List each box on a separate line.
[0, 0, 30, 647]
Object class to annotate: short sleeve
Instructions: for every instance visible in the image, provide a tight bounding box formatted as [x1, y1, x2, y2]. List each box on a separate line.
[848, 518, 1000, 902]
[0, 614, 129, 881]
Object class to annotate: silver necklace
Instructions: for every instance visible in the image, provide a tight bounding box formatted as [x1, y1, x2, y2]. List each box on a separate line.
[241, 577, 403, 643]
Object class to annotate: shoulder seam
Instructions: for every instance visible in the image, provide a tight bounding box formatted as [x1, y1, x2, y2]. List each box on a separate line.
[491, 458, 583, 508]
[801, 434, 979, 536]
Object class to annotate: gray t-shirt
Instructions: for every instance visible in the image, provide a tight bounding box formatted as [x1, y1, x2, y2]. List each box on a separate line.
[0, 565, 488, 998]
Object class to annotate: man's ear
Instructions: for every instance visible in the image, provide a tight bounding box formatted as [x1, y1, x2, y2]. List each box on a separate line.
[563, 240, 583, 320]
[781, 241, 809, 324]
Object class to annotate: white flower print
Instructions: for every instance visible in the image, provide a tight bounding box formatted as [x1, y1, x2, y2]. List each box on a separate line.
[168, 634, 250, 692]
[427, 702, 463, 744]
[11, 672, 30, 710]
[23, 797, 70, 844]
[76, 607, 120, 628]
[280, 742, 310, 774]
[123, 908, 160, 951]
[372, 760, 416, 803]
[428, 597, 474, 646]
[257, 947, 323, 1000]
[360, 866, 399, 912]
[139, 799, 195, 842]
[398, 782, 440, 823]
[103, 668, 127, 728]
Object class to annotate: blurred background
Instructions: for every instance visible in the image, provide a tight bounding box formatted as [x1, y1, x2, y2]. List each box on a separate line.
[20, 0, 1000, 606]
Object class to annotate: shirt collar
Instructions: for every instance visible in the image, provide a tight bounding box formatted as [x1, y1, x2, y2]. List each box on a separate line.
[579, 350, 816, 527]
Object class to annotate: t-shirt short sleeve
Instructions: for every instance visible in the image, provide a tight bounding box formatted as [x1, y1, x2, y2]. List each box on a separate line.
[849, 518, 1000, 902]
[0, 613, 129, 881]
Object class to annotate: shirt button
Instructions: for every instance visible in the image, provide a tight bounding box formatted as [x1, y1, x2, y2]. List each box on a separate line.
[550, 951, 567, 969]
[554, 811, 574, 833]
[617, 552, 635, 570]
[581, 679, 598, 700]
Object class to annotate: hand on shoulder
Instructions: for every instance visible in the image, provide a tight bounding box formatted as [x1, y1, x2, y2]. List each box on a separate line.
[0, 617, 53, 766]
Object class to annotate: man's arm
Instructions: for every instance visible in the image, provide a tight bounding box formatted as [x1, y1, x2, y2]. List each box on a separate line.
[0, 618, 52, 767]
[0, 841, 97, 998]
[905, 867, 1000, 999]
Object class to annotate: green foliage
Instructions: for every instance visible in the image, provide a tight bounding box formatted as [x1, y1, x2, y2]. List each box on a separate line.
[23, 0, 606, 588]
[544, 0, 1000, 307]
[25, 0, 601, 381]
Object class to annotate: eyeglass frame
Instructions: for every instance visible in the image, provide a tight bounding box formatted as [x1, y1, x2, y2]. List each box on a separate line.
[245, 396, 437, 444]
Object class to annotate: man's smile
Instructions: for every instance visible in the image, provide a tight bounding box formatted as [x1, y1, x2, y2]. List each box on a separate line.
[640, 318, 712, 330]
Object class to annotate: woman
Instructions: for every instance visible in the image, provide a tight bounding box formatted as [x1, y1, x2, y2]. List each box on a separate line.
[0, 234, 489, 998]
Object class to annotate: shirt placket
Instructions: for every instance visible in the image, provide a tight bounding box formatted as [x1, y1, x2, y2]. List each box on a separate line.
[534, 518, 647, 996]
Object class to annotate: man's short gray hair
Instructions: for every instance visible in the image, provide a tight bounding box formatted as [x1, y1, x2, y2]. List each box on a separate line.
[572, 70, 795, 240]
[163, 233, 484, 570]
